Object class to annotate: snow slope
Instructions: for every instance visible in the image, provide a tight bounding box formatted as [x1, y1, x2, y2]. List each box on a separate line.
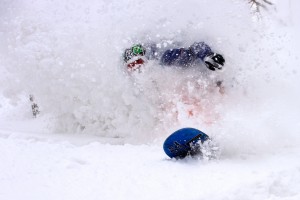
[1, 130, 300, 200]
[1, 0, 300, 199]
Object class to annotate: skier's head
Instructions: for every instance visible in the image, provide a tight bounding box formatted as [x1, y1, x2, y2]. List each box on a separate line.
[123, 44, 146, 71]
[124, 44, 145, 61]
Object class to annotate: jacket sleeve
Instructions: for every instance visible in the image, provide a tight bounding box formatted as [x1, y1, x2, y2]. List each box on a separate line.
[189, 42, 213, 60]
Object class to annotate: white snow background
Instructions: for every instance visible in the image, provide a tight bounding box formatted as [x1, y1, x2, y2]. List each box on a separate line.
[0, 0, 300, 199]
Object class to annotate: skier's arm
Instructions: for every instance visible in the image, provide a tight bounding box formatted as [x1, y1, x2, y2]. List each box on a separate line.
[190, 42, 225, 71]
[189, 42, 213, 60]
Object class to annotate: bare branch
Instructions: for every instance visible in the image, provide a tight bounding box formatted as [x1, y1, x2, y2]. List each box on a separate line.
[262, 0, 273, 6]
[249, 0, 273, 13]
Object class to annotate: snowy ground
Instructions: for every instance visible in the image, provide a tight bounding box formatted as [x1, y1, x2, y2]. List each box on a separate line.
[1, 129, 300, 200]
[1, 0, 300, 199]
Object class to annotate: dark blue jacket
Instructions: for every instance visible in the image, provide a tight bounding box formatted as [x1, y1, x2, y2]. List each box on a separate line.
[147, 42, 213, 67]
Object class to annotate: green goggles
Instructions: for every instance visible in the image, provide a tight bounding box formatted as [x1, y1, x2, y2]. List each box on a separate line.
[123, 44, 146, 63]
[132, 44, 145, 56]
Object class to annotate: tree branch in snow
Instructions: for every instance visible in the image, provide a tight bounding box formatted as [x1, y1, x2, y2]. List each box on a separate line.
[249, 0, 273, 13]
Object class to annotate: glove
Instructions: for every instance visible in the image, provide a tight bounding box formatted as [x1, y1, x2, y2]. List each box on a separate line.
[204, 53, 225, 71]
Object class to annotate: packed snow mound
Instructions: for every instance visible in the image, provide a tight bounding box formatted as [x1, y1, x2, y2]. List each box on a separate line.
[1, 0, 300, 154]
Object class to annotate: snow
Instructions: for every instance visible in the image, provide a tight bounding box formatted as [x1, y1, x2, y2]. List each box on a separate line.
[1, 0, 300, 199]
[1, 129, 300, 200]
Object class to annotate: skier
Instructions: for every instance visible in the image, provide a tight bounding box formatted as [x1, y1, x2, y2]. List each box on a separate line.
[123, 42, 226, 121]
[123, 42, 225, 71]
